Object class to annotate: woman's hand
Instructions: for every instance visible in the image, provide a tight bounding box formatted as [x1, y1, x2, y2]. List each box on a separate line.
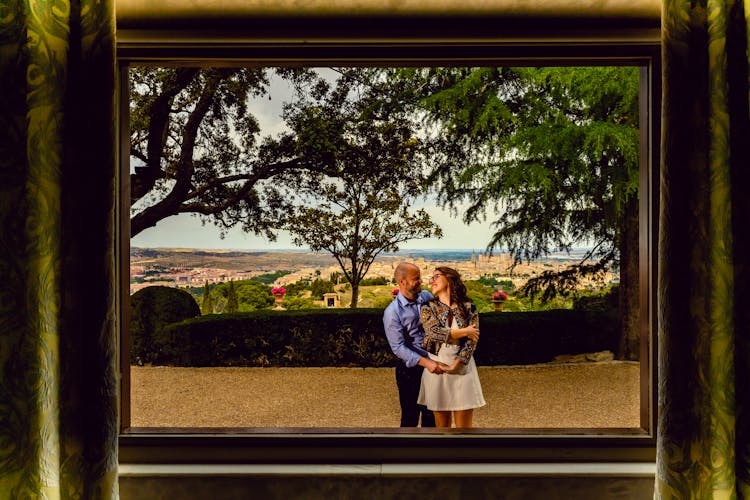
[443, 358, 465, 374]
[450, 325, 480, 342]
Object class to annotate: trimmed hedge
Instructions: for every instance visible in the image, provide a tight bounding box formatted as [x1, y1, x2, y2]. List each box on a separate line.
[150, 308, 619, 367]
[474, 309, 619, 366]
[130, 286, 201, 365]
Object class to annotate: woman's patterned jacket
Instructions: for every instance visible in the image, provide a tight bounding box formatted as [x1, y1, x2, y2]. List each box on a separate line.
[420, 299, 478, 364]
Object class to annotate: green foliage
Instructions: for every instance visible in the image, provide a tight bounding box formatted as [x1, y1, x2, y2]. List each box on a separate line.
[499, 294, 575, 313]
[462, 279, 587, 313]
[371, 296, 396, 309]
[477, 276, 515, 292]
[359, 276, 389, 286]
[268, 70, 442, 307]
[282, 280, 310, 296]
[309, 278, 335, 298]
[382, 66, 639, 300]
[463, 280, 499, 313]
[573, 285, 619, 312]
[200, 281, 213, 314]
[130, 286, 201, 365]
[226, 280, 239, 312]
[477, 276, 500, 286]
[131, 276, 174, 283]
[190, 282, 206, 297]
[340, 285, 396, 309]
[128, 67, 323, 237]
[252, 270, 292, 284]
[281, 295, 323, 310]
[475, 310, 619, 365]
[152, 309, 618, 367]
[211, 279, 274, 312]
[157, 309, 395, 367]
[197, 278, 602, 314]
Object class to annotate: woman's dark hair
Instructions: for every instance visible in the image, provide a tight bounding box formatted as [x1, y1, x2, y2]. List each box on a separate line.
[434, 266, 472, 320]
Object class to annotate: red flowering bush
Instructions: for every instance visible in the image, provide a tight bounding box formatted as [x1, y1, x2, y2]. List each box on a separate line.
[391, 288, 399, 296]
[271, 287, 287, 296]
[492, 290, 508, 301]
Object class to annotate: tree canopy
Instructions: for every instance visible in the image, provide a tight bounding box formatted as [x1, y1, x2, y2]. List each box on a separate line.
[206, 279, 275, 313]
[379, 66, 639, 287]
[371, 65, 640, 358]
[128, 64, 641, 357]
[128, 67, 323, 237]
[267, 70, 442, 307]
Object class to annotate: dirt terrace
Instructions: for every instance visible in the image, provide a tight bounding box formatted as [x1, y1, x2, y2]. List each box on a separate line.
[130, 362, 640, 429]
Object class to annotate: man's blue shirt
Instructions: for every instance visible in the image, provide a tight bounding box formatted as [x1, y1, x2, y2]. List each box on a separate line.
[383, 290, 434, 368]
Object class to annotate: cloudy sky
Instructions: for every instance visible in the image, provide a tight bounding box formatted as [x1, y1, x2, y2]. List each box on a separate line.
[130, 68, 498, 251]
[130, 202, 498, 251]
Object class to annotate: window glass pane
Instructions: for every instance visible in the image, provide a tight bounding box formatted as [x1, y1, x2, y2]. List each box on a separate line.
[125, 64, 646, 432]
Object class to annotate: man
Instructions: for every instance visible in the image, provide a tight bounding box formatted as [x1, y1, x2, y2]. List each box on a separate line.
[383, 262, 446, 427]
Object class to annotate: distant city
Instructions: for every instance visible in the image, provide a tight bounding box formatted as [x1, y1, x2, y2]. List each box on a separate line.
[130, 247, 615, 295]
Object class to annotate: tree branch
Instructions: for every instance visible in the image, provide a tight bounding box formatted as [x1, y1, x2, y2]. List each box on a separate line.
[184, 158, 301, 200]
[130, 72, 223, 236]
[131, 68, 199, 205]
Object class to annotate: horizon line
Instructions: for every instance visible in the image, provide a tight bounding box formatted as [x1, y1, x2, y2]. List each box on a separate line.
[130, 246, 594, 253]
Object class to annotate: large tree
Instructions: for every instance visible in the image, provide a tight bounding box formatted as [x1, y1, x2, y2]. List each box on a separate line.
[128, 67, 322, 238]
[379, 66, 641, 359]
[270, 71, 442, 308]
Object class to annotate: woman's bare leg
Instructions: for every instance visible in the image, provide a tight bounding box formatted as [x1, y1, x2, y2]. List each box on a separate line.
[453, 409, 473, 428]
[434, 410, 452, 428]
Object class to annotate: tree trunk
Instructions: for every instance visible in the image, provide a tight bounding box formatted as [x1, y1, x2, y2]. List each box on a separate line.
[617, 195, 640, 360]
[350, 282, 359, 308]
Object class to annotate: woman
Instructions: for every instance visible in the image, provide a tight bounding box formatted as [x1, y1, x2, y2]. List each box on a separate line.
[417, 266, 485, 428]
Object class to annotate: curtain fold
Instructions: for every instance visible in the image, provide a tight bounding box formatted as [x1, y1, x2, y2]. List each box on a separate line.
[658, 0, 750, 497]
[0, 0, 118, 498]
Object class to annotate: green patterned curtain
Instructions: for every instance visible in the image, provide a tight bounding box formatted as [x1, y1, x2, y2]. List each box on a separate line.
[0, 0, 118, 498]
[658, 0, 750, 497]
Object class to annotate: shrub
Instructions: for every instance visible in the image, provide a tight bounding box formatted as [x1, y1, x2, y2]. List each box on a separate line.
[476, 276, 515, 292]
[371, 296, 395, 309]
[156, 309, 394, 367]
[226, 280, 239, 313]
[211, 279, 274, 312]
[252, 270, 292, 284]
[153, 308, 619, 367]
[130, 286, 201, 365]
[573, 285, 619, 312]
[473, 310, 619, 365]
[284, 280, 311, 296]
[359, 276, 389, 286]
[310, 279, 335, 298]
[282, 295, 323, 310]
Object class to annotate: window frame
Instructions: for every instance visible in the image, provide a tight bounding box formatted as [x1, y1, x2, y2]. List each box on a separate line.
[116, 19, 660, 464]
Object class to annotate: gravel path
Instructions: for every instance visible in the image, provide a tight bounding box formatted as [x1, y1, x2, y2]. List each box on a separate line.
[129, 362, 640, 428]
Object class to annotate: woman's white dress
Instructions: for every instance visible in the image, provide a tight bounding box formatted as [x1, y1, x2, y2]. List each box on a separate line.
[418, 319, 486, 411]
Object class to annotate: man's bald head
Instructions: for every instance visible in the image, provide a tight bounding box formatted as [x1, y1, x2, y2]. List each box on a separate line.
[394, 262, 419, 281]
[394, 262, 423, 300]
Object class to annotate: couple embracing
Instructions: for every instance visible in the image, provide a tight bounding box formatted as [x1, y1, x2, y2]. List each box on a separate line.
[383, 263, 486, 428]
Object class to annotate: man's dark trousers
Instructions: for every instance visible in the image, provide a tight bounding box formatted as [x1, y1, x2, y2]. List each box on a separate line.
[395, 363, 435, 427]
